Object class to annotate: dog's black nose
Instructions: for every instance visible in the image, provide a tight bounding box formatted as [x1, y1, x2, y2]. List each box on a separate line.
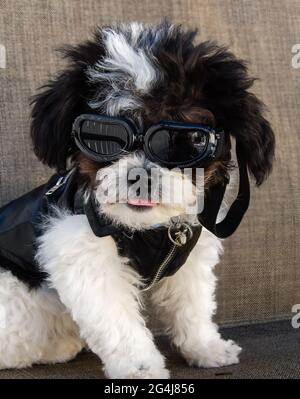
[127, 168, 159, 201]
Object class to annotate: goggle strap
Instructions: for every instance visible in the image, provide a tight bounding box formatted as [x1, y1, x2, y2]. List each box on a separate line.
[198, 141, 250, 238]
[214, 129, 229, 160]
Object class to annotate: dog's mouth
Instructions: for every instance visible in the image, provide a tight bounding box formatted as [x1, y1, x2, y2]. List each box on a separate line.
[127, 198, 158, 211]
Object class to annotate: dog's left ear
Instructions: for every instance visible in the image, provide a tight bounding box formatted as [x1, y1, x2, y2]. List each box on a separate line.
[202, 46, 275, 185]
[227, 92, 275, 186]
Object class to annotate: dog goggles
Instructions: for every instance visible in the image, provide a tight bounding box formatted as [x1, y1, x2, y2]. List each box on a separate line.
[72, 114, 226, 167]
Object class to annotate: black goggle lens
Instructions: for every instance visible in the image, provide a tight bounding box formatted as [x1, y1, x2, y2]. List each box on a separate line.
[149, 129, 209, 164]
[80, 121, 128, 156]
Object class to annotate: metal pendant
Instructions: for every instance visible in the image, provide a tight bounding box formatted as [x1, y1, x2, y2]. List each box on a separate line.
[168, 217, 193, 247]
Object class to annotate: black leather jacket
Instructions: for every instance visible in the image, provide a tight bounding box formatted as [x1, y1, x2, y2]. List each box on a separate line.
[0, 170, 82, 287]
[0, 169, 202, 289]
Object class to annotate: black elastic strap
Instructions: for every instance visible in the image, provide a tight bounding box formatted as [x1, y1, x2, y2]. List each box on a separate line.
[198, 142, 250, 238]
[84, 196, 120, 237]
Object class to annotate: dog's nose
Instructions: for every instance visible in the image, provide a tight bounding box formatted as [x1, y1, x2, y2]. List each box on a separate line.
[127, 170, 152, 187]
[127, 168, 156, 199]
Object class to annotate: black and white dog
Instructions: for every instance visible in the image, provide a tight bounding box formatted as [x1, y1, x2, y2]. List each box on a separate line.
[0, 21, 274, 378]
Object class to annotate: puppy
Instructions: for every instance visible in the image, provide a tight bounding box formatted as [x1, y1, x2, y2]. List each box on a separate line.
[0, 21, 274, 378]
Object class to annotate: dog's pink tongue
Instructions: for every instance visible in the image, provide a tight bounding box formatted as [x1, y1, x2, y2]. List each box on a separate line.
[127, 199, 157, 207]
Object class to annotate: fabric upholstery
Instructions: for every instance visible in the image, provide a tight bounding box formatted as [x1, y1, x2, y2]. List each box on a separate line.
[0, 0, 299, 325]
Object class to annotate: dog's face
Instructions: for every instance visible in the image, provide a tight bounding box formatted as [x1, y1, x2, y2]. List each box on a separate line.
[31, 21, 275, 230]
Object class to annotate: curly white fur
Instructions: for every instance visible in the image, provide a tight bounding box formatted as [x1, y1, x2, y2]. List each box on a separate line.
[36, 212, 169, 378]
[0, 204, 240, 377]
[151, 229, 241, 367]
[0, 151, 241, 377]
[95, 151, 200, 230]
[0, 269, 83, 369]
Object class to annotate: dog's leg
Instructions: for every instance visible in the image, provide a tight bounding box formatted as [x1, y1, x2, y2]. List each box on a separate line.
[151, 229, 241, 368]
[37, 213, 169, 379]
[0, 269, 83, 369]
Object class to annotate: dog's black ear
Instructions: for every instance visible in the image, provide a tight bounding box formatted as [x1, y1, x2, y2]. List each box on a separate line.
[201, 44, 275, 185]
[31, 68, 86, 172]
[228, 92, 275, 186]
[30, 37, 104, 172]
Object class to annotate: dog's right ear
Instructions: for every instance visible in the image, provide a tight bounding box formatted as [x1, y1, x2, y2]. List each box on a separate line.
[30, 36, 104, 172]
[30, 68, 86, 172]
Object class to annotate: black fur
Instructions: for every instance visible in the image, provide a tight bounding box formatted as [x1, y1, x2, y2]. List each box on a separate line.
[30, 37, 105, 172]
[30, 21, 274, 184]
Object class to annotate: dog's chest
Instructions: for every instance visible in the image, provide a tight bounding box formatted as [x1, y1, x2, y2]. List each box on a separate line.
[112, 225, 202, 290]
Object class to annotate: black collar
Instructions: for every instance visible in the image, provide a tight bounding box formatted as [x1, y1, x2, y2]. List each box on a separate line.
[83, 195, 121, 237]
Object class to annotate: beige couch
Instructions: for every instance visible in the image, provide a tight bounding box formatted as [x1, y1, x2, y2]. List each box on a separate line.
[0, 0, 299, 378]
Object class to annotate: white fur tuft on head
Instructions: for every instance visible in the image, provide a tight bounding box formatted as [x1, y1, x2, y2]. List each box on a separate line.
[87, 22, 160, 115]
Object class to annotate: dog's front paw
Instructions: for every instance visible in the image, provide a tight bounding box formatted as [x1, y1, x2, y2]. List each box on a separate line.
[104, 348, 170, 379]
[182, 338, 241, 368]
